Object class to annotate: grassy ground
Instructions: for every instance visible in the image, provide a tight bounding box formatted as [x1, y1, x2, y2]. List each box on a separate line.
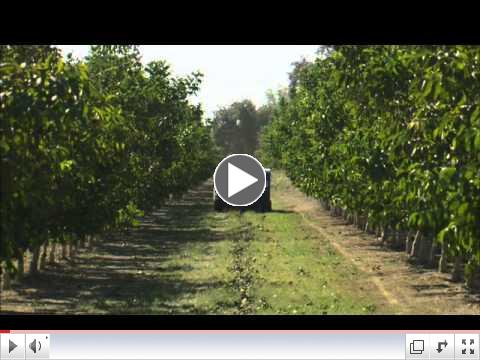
[239, 212, 381, 314]
[0, 172, 395, 314]
[3, 171, 478, 314]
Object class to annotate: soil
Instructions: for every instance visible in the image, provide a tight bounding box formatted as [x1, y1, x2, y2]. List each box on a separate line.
[276, 176, 480, 314]
[1, 173, 479, 314]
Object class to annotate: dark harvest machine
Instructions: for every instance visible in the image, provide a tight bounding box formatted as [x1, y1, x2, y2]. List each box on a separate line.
[214, 169, 272, 212]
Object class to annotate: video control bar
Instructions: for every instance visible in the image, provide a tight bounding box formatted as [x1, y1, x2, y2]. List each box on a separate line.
[0, 332, 478, 360]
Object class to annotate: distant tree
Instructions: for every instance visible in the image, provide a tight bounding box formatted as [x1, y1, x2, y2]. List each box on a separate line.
[288, 58, 313, 97]
[257, 88, 288, 129]
[316, 45, 336, 58]
[211, 100, 262, 156]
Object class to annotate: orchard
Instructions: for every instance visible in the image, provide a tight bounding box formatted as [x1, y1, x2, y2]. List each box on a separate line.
[0, 45, 218, 285]
[260, 45, 480, 289]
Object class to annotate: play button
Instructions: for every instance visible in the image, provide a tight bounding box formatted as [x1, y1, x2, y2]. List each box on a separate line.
[228, 163, 258, 197]
[9, 340, 17, 353]
[1, 334, 26, 359]
[214, 154, 266, 206]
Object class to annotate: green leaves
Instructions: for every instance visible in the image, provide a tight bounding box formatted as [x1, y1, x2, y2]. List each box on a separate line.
[59, 160, 74, 172]
[475, 132, 480, 151]
[471, 105, 480, 124]
[259, 45, 480, 277]
[1, 45, 217, 266]
[439, 167, 456, 182]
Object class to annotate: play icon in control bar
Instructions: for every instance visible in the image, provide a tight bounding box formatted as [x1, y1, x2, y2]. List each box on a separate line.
[1, 334, 25, 359]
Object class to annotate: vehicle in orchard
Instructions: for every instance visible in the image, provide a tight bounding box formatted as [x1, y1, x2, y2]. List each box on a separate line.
[214, 169, 272, 212]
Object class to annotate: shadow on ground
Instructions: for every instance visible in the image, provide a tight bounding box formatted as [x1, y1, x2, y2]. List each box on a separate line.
[1, 181, 229, 314]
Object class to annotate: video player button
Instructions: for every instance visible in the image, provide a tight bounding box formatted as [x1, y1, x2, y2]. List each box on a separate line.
[1, 334, 25, 360]
[429, 334, 454, 359]
[406, 334, 429, 360]
[455, 334, 479, 360]
[213, 154, 266, 207]
[25, 334, 50, 359]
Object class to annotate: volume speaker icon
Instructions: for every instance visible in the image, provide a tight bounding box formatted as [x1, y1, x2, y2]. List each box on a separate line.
[29, 339, 41, 354]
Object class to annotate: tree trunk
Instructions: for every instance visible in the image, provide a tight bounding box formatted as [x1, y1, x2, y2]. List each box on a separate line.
[49, 242, 57, 264]
[380, 226, 389, 246]
[39, 242, 48, 270]
[364, 219, 372, 234]
[357, 215, 366, 231]
[67, 243, 73, 259]
[30, 245, 41, 275]
[353, 213, 358, 226]
[394, 231, 404, 250]
[16, 249, 25, 279]
[427, 239, 438, 268]
[62, 242, 68, 259]
[80, 236, 87, 249]
[389, 231, 397, 249]
[410, 231, 435, 266]
[71, 236, 78, 256]
[465, 264, 480, 291]
[0, 262, 4, 291]
[405, 230, 414, 254]
[1, 262, 11, 291]
[93, 235, 100, 247]
[409, 230, 422, 258]
[4, 270, 11, 290]
[438, 241, 449, 273]
[348, 213, 354, 224]
[88, 235, 97, 250]
[452, 255, 464, 282]
[418, 236, 433, 266]
[323, 201, 331, 211]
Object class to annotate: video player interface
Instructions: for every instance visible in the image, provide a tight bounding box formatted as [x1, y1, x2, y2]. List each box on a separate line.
[1, 45, 480, 315]
[0, 331, 478, 360]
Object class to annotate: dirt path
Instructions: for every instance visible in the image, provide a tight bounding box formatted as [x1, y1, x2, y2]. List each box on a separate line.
[273, 173, 480, 314]
[1, 172, 479, 314]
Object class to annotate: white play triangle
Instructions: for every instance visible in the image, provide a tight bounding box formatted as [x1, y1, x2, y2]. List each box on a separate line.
[228, 162, 258, 198]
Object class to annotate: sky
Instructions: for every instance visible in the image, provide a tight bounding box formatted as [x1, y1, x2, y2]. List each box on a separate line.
[56, 45, 320, 118]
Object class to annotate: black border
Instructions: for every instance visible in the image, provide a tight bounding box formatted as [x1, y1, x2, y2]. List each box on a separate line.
[2, 8, 480, 44]
[0, 315, 479, 330]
